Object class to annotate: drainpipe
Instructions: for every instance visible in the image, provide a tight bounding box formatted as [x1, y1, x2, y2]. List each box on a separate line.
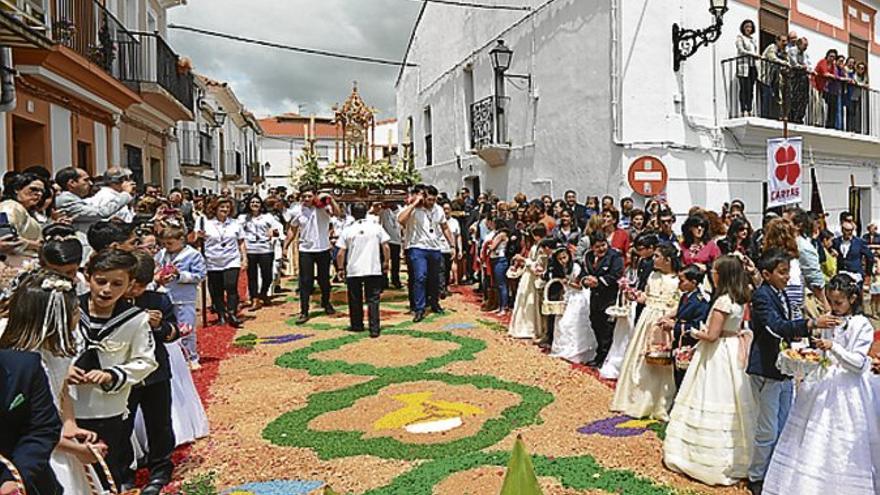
[0, 47, 16, 112]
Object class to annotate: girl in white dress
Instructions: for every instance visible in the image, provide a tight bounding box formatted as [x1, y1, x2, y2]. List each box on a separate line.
[508, 225, 549, 339]
[763, 274, 879, 495]
[0, 270, 104, 494]
[610, 244, 681, 420]
[663, 255, 756, 486]
[549, 255, 597, 364]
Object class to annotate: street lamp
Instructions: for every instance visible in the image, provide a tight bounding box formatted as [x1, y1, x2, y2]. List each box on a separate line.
[672, 0, 728, 72]
[213, 106, 228, 128]
[488, 40, 532, 145]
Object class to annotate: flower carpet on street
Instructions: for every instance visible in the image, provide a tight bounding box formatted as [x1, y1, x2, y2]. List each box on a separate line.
[178, 282, 748, 494]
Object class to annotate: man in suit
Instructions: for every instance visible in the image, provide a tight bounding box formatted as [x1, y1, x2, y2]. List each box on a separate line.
[745, 249, 839, 495]
[0, 349, 62, 495]
[833, 220, 874, 285]
[581, 231, 624, 367]
[564, 190, 589, 230]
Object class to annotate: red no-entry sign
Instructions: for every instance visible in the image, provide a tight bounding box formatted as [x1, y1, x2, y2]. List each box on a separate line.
[627, 156, 668, 197]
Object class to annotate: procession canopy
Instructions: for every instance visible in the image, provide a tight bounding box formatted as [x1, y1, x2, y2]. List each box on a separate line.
[333, 82, 377, 163]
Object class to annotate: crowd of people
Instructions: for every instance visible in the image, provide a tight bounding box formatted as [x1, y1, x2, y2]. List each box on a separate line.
[0, 161, 879, 495]
[735, 20, 871, 133]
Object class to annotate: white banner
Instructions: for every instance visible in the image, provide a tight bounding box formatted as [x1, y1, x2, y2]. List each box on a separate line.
[767, 137, 803, 209]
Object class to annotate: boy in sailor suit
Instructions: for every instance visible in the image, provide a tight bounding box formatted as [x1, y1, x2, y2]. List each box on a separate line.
[72, 249, 158, 488]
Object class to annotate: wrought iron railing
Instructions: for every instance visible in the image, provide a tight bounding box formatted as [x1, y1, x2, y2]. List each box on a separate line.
[123, 32, 194, 111]
[721, 55, 880, 138]
[49, 0, 138, 81]
[469, 95, 509, 149]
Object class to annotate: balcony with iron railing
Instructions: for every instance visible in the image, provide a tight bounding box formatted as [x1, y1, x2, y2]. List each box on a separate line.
[48, 0, 139, 82]
[122, 31, 194, 116]
[721, 55, 880, 156]
[469, 95, 510, 167]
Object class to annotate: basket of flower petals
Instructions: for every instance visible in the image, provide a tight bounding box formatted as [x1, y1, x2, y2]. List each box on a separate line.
[777, 341, 826, 381]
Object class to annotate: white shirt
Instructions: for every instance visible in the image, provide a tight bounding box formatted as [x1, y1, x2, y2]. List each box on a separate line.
[87, 187, 133, 222]
[380, 207, 402, 245]
[401, 204, 447, 251]
[239, 213, 283, 254]
[283, 204, 302, 224]
[336, 219, 390, 278]
[440, 217, 461, 254]
[197, 217, 244, 271]
[295, 205, 333, 252]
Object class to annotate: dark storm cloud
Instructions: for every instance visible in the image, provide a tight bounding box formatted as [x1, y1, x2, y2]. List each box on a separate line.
[167, 0, 422, 118]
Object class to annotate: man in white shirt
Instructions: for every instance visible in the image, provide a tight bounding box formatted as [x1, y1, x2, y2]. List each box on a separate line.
[86, 168, 136, 223]
[398, 185, 454, 323]
[380, 202, 403, 289]
[293, 184, 341, 324]
[336, 202, 390, 338]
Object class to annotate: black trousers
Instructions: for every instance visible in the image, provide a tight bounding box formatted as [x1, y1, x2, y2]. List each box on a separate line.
[347, 275, 383, 334]
[590, 292, 616, 362]
[441, 253, 453, 292]
[387, 243, 402, 287]
[207, 268, 240, 316]
[120, 380, 175, 485]
[78, 415, 126, 490]
[298, 250, 332, 315]
[247, 252, 274, 300]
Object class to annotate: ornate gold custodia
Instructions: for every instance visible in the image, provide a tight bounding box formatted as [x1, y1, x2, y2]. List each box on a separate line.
[333, 81, 378, 163]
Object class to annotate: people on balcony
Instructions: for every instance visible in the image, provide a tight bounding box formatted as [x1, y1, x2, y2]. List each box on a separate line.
[758, 35, 788, 120]
[787, 38, 812, 124]
[814, 49, 840, 129]
[735, 20, 759, 117]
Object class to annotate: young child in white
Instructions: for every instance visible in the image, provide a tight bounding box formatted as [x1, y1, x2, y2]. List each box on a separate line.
[763, 274, 879, 495]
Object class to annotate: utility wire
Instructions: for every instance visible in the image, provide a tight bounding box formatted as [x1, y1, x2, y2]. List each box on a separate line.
[407, 0, 532, 11]
[168, 24, 418, 67]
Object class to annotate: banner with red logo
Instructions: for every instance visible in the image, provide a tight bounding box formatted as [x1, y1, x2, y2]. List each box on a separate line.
[767, 137, 803, 209]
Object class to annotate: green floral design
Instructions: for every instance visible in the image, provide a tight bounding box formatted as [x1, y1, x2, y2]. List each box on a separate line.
[362, 451, 676, 495]
[265, 328, 553, 460]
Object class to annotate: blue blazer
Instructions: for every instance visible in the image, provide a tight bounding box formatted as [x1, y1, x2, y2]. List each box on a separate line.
[0, 350, 62, 495]
[672, 291, 710, 349]
[747, 284, 811, 380]
[832, 236, 874, 277]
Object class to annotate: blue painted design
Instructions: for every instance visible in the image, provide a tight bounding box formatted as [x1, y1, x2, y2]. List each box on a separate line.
[221, 480, 324, 495]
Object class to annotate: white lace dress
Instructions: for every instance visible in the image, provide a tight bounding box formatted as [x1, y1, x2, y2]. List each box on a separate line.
[763, 315, 879, 495]
[549, 264, 597, 364]
[599, 302, 635, 379]
[41, 352, 102, 495]
[134, 341, 209, 452]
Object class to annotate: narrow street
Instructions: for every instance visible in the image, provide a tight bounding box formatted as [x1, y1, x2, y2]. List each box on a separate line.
[178, 280, 747, 495]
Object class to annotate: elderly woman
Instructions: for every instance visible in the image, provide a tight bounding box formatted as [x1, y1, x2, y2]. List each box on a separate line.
[680, 214, 721, 267]
[0, 172, 47, 264]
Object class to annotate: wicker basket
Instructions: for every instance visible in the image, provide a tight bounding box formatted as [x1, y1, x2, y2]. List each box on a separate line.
[0, 453, 26, 495]
[83, 444, 140, 495]
[541, 279, 567, 316]
[644, 323, 673, 366]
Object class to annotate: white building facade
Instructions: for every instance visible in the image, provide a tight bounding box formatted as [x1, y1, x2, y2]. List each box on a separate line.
[259, 114, 338, 191]
[397, 0, 880, 227]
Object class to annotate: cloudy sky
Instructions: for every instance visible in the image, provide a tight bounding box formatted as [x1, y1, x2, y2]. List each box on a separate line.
[168, 0, 422, 119]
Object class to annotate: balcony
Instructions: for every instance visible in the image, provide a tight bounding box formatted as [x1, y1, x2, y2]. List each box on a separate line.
[0, 1, 52, 49]
[469, 95, 510, 167]
[721, 55, 880, 157]
[11, 0, 141, 111]
[122, 32, 194, 120]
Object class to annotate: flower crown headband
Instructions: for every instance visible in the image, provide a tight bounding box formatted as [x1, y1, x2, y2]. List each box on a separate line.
[39, 276, 75, 353]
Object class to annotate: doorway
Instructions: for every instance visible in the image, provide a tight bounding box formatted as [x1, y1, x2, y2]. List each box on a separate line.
[848, 186, 871, 235]
[150, 157, 162, 187]
[125, 144, 144, 186]
[464, 175, 481, 199]
[759, 1, 788, 52]
[76, 141, 92, 174]
[11, 116, 47, 171]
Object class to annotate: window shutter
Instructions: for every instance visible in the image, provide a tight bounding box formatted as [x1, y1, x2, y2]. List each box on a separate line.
[179, 121, 199, 165]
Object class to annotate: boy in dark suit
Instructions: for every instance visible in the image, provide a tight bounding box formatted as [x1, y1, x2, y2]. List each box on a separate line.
[582, 231, 624, 367]
[0, 349, 62, 495]
[662, 264, 710, 389]
[120, 251, 179, 495]
[745, 249, 839, 495]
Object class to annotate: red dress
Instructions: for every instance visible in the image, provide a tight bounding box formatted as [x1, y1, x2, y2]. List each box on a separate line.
[609, 228, 631, 263]
[680, 240, 721, 266]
